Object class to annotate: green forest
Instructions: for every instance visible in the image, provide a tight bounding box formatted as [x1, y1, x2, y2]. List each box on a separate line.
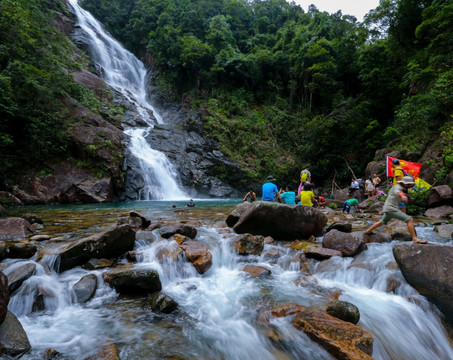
[1, 0, 452, 191]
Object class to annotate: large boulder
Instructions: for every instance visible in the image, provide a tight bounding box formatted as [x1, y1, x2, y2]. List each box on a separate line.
[179, 240, 212, 274]
[103, 267, 162, 294]
[393, 243, 453, 326]
[233, 201, 327, 240]
[49, 225, 135, 272]
[427, 185, 453, 209]
[322, 230, 367, 257]
[0, 271, 9, 325]
[0, 311, 31, 357]
[226, 202, 252, 227]
[292, 309, 373, 360]
[0, 218, 34, 242]
[424, 205, 453, 219]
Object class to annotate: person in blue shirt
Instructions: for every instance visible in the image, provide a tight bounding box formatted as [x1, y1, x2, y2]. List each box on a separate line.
[262, 176, 279, 201]
[279, 185, 296, 205]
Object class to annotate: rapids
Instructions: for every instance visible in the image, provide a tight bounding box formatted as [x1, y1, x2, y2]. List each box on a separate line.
[3, 201, 453, 360]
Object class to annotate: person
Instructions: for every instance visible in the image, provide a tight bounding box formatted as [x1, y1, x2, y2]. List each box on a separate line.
[187, 199, 195, 207]
[365, 176, 374, 199]
[341, 196, 361, 214]
[372, 173, 381, 196]
[365, 176, 426, 244]
[262, 176, 279, 201]
[299, 184, 316, 207]
[348, 178, 360, 196]
[392, 159, 405, 185]
[315, 195, 326, 209]
[280, 185, 296, 205]
[298, 165, 311, 195]
[243, 190, 257, 203]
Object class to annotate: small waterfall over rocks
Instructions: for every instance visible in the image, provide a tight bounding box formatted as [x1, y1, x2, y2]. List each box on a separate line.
[68, 0, 241, 200]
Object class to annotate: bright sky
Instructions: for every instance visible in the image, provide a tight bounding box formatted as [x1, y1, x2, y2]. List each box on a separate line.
[291, 0, 381, 21]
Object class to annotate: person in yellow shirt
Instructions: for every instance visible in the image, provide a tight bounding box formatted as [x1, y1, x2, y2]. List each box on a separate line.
[299, 184, 316, 207]
[392, 159, 405, 185]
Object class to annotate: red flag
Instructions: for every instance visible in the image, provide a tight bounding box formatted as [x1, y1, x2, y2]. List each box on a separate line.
[387, 156, 422, 179]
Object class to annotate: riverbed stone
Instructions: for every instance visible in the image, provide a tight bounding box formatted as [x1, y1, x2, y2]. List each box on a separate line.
[393, 243, 453, 327]
[434, 224, 453, 239]
[84, 258, 115, 270]
[103, 267, 162, 294]
[72, 274, 98, 303]
[234, 234, 264, 256]
[242, 265, 271, 277]
[4, 262, 36, 294]
[325, 221, 352, 234]
[326, 300, 360, 325]
[0, 242, 7, 261]
[148, 292, 178, 314]
[305, 245, 342, 260]
[0, 218, 34, 242]
[179, 239, 212, 274]
[0, 271, 9, 325]
[49, 224, 135, 272]
[7, 242, 37, 259]
[292, 309, 373, 359]
[0, 311, 31, 357]
[322, 230, 367, 257]
[368, 201, 384, 214]
[160, 224, 197, 239]
[21, 214, 43, 225]
[233, 201, 327, 240]
[84, 340, 120, 360]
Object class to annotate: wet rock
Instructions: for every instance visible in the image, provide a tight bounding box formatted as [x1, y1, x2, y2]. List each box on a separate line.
[179, 240, 212, 274]
[326, 300, 360, 325]
[117, 215, 142, 229]
[73, 274, 98, 303]
[263, 249, 280, 262]
[358, 198, 375, 210]
[135, 231, 156, 242]
[361, 231, 389, 244]
[129, 211, 151, 228]
[0, 271, 9, 325]
[0, 242, 7, 261]
[305, 245, 342, 260]
[290, 253, 313, 274]
[84, 258, 115, 270]
[0, 218, 34, 242]
[386, 276, 402, 294]
[30, 235, 51, 241]
[7, 242, 37, 259]
[21, 214, 43, 225]
[103, 267, 162, 294]
[424, 205, 453, 219]
[427, 185, 453, 208]
[233, 201, 327, 240]
[243, 265, 271, 277]
[258, 303, 307, 323]
[434, 224, 453, 239]
[325, 221, 352, 234]
[4, 263, 36, 294]
[292, 309, 373, 359]
[0, 311, 31, 357]
[234, 234, 264, 256]
[148, 292, 178, 314]
[322, 230, 367, 257]
[383, 221, 411, 241]
[393, 243, 453, 327]
[83, 341, 120, 360]
[368, 201, 384, 214]
[226, 202, 252, 227]
[43, 347, 68, 359]
[51, 224, 135, 272]
[159, 224, 197, 239]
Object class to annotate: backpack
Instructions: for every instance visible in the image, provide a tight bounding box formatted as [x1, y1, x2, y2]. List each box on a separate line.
[300, 170, 309, 182]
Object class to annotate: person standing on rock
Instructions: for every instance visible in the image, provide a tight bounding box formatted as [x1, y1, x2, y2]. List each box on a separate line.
[372, 173, 381, 196]
[298, 165, 311, 195]
[365, 176, 426, 244]
[365, 177, 374, 199]
[262, 176, 279, 201]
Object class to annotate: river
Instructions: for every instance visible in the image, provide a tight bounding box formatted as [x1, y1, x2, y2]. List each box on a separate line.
[3, 201, 453, 360]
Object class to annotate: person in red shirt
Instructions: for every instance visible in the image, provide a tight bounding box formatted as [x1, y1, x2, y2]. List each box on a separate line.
[316, 195, 326, 209]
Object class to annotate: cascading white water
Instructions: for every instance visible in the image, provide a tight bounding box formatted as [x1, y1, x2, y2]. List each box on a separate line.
[68, 0, 187, 200]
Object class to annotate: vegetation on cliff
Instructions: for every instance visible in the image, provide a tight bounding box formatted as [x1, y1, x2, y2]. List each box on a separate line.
[81, 0, 453, 187]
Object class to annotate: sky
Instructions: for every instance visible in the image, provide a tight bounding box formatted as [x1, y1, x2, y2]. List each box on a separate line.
[291, 0, 381, 22]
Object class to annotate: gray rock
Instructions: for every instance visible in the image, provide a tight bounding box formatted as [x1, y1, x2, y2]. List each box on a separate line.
[4, 263, 36, 294]
[103, 268, 162, 294]
[305, 245, 342, 260]
[434, 224, 453, 239]
[234, 234, 264, 256]
[393, 243, 453, 327]
[159, 224, 197, 239]
[0, 271, 9, 325]
[7, 242, 37, 259]
[326, 300, 360, 324]
[233, 201, 327, 240]
[72, 274, 98, 303]
[0, 218, 34, 242]
[148, 292, 178, 314]
[427, 185, 453, 208]
[226, 202, 252, 228]
[0, 311, 31, 357]
[325, 221, 352, 234]
[322, 229, 367, 257]
[424, 205, 453, 219]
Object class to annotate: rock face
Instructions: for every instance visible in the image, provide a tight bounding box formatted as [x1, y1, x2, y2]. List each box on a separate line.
[0, 218, 34, 242]
[0, 311, 31, 357]
[103, 268, 162, 294]
[51, 225, 135, 272]
[0, 272, 9, 325]
[322, 230, 367, 257]
[393, 243, 453, 326]
[292, 309, 373, 360]
[233, 202, 327, 240]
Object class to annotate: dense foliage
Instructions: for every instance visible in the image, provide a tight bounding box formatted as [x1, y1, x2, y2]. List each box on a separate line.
[0, 0, 106, 186]
[79, 0, 452, 188]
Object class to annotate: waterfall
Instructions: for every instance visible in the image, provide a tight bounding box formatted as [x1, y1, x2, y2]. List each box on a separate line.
[68, 0, 188, 200]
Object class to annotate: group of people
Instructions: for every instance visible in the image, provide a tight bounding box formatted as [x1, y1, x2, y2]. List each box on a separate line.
[243, 158, 426, 244]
